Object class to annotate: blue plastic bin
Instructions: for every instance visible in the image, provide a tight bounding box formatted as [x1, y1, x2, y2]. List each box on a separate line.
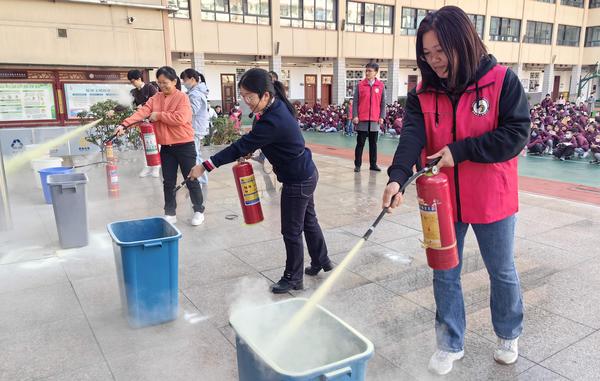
[230, 298, 374, 381]
[39, 167, 73, 204]
[107, 217, 182, 328]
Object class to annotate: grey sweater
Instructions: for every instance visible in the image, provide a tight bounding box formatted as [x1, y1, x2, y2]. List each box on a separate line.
[352, 80, 386, 132]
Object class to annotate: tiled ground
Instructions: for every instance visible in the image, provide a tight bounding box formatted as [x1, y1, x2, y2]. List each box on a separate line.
[1, 148, 599, 380]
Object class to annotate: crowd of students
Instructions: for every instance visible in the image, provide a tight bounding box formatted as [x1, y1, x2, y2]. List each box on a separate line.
[527, 93, 600, 164]
[296, 100, 406, 136]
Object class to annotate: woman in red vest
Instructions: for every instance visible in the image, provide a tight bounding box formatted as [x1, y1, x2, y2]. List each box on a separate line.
[352, 62, 386, 172]
[382, 6, 530, 376]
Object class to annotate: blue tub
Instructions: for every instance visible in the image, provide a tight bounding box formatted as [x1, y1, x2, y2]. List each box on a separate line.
[107, 217, 182, 328]
[230, 298, 374, 381]
[39, 167, 73, 204]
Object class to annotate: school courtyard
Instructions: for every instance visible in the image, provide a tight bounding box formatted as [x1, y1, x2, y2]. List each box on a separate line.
[1, 136, 599, 380]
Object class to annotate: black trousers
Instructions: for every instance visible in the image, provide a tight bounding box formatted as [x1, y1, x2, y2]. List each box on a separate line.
[280, 169, 330, 282]
[160, 142, 205, 215]
[553, 145, 575, 159]
[528, 143, 545, 154]
[355, 130, 378, 168]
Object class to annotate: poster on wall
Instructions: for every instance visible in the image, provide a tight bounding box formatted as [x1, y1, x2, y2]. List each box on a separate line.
[0, 83, 56, 121]
[64, 83, 132, 118]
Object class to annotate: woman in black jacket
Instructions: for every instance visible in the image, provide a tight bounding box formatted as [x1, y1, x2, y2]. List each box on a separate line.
[189, 68, 333, 293]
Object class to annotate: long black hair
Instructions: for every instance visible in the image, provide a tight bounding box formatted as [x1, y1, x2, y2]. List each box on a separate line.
[416, 6, 487, 94]
[238, 68, 296, 117]
[156, 66, 182, 90]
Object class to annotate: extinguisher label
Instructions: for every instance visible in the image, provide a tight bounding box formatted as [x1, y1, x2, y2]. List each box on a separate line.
[110, 169, 119, 184]
[419, 201, 442, 249]
[239, 175, 260, 206]
[143, 133, 159, 155]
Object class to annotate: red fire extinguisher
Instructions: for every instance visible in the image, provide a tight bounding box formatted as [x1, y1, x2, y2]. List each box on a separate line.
[232, 160, 264, 225]
[105, 142, 120, 198]
[139, 122, 161, 167]
[416, 170, 458, 271]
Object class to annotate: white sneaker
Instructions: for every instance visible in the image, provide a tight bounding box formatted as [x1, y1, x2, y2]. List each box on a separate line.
[139, 166, 152, 177]
[190, 212, 204, 226]
[494, 337, 519, 365]
[428, 349, 464, 375]
[164, 215, 177, 224]
[150, 165, 161, 178]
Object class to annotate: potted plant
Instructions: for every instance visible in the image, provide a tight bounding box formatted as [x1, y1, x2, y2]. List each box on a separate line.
[77, 100, 139, 153]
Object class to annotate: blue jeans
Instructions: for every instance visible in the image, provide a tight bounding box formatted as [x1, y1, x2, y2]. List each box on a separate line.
[433, 214, 523, 352]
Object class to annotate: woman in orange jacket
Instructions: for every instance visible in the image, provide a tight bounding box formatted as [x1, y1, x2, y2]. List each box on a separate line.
[115, 66, 205, 226]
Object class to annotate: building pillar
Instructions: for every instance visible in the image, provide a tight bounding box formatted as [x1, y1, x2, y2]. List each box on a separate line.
[332, 58, 346, 105]
[269, 55, 282, 76]
[512, 63, 524, 79]
[569, 65, 582, 100]
[541, 63, 555, 96]
[386, 59, 400, 103]
[192, 52, 205, 74]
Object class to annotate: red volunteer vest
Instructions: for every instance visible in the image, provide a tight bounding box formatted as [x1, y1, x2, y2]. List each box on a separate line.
[357, 79, 385, 121]
[417, 65, 518, 224]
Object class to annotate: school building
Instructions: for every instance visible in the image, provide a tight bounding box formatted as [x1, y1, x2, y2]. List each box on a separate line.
[0, 0, 599, 154]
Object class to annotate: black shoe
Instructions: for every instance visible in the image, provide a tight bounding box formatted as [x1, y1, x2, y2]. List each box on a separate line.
[354, 166, 361, 172]
[305, 262, 334, 276]
[370, 166, 382, 172]
[271, 277, 303, 294]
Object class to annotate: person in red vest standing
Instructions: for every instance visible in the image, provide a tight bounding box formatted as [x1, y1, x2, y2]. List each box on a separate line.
[381, 6, 530, 376]
[352, 62, 386, 172]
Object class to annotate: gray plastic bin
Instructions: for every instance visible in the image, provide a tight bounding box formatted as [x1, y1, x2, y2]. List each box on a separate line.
[230, 298, 374, 381]
[47, 173, 89, 249]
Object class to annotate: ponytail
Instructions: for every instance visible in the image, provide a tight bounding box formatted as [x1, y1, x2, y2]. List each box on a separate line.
[273, 80, 296, 117]
[239, 68, 296, 118]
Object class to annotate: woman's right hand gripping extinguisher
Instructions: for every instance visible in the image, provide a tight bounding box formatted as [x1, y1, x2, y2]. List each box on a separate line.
[416, 166, 458, 270]
[232, 159, 264, 225]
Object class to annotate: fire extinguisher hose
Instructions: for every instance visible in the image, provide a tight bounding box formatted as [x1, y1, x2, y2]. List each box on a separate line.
[362, 157, 441, 241]
[102, 120, 145, 145]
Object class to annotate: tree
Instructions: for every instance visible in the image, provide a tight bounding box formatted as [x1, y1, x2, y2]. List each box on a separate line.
[77, 100, 141, 152]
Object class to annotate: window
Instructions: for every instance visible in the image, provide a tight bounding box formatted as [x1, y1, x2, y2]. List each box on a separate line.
[489, 17, 521, 42]
[536, 0, 555, 3]
[346, 1, 393, 34]
[467, 14, 485, 38]
[529, 72, 540, 92]
[585, 26, 600, 47]
[524, 21, 553, 44]
[560, 0, 583, 7]
[281, 0, 336, 29]
[591, 0, 600, 8]
[168, 0, 191, 18]
[557, 25, 581, 46]
[345, 69, 386, 97]
[201, 0, 270, 25]
[346, 70, 362, 97]
[401, 7, 429, 35]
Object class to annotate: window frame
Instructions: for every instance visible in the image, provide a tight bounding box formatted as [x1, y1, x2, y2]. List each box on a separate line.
[467, 13, 485, 38]
[524, 20, 553, 45]
[585, 26, 600, 47]
[489, 16, 521, 42]
[400, 7, 429, 36]
[560, 0, 583, 8]
[201, 0, 271, 25]
[346, 1, 393, 34]
[280, 0, 337, 30]
[557, 24, 581, 46]
[168, 0, 191, 19]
